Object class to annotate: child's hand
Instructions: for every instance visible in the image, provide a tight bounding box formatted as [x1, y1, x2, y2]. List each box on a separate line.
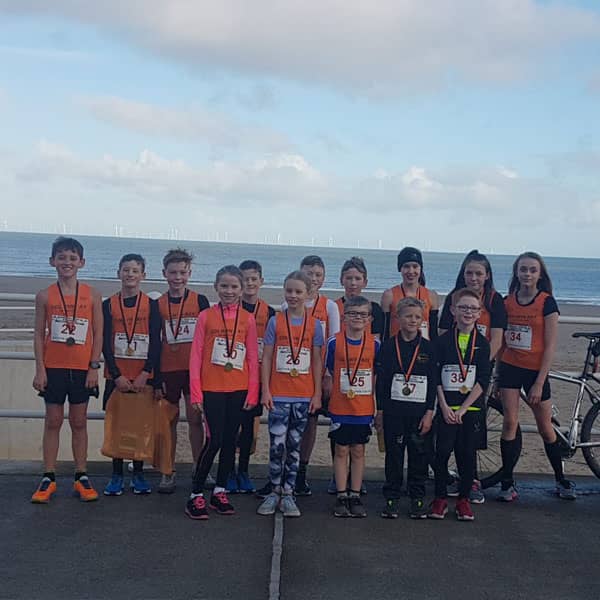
[33, 368, 47, 392]
[191, 402, 204, 414]
[242, 399, 254, 411]
[441, 404, 457, 425]
[115, 375, 132, 393]
[322, 374, 332, 396]
[527, 382, 543, 406]
[261, 391, 274, 412]
[309, 395, 322, 415]
[419, 411, 433, 435]
[131, 371, 149, 393]
[374, 411, 383, 433]
[85, 368, 99, 390]
[455, 407, 467, 424]
[154, 387, 164, 401]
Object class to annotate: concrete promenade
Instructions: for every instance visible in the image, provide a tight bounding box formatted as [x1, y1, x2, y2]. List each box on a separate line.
[2, 462, 600, 600]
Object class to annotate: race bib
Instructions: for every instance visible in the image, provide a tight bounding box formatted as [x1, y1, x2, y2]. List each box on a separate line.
[505, 324, 532, 350]
[339, 368, 372, 396]
[165, 317, 196, 345]
[50, 315, 89, 345]
[476, 323, 488, 338]
[211, 338, 246, 370]
[420, 321, 430, 340]
[114, 333, 149, 359]
[391, 374, 427, 403]
[257, 338, 265, 362]
[276, 346, 311, 374]
[441, 365, 476, 392]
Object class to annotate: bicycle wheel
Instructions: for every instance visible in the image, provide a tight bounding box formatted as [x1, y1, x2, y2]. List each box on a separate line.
[479, 396, 522, 489]
[581, 401, 600, 479]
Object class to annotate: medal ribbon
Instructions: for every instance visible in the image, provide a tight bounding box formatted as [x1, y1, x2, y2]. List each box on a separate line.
[394, 334, 421, 385]
[454, 327, 476, 382]
[57, 281, 79, 334]
[219, 302, 241, 358]
[310, 295, 321, 317]
[167, 289, 188, 342]
[284, 309, 308, 366]
[344, 332, 366, 389]
[118, 292, 142, 349]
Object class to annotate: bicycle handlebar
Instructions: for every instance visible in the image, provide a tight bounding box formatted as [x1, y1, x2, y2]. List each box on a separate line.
[572, 331, 600, 339]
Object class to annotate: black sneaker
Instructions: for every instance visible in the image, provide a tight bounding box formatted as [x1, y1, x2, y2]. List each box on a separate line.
[185, 494, 209, 520]
[409, 497, 428, 519]
[381, 498, 400, 519]
[209, 491, 235, 515]
[294, 472, 312, 497]
[348, 495, 367, 518]
[255, 481, 273, 499]
[333, 495, 351, 518]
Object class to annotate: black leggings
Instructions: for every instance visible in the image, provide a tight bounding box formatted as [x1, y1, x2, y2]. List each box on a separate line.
[434, 412, 478, 499]
[192, 390, 246, 493]
[237, 406, 261, 473]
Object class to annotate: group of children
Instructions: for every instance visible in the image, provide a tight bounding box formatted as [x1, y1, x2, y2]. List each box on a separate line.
[31, 236, 575, 522]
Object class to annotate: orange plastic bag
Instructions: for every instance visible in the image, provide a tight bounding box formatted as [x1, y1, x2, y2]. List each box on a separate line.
[153, 399, 179, 474]
[101, 386, 155, 462]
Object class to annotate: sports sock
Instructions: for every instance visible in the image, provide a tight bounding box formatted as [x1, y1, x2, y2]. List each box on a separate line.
[544, 440, 565, 482]
[132, 461, 143, 475]
[500, 437, 520, 488]
[112, 459, 124, 476]
[74, 471, 87, 481]
[43, 471, 55, 482]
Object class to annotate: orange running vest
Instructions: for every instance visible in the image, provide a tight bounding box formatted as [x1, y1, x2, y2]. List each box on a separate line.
[389, 285, 433, 339]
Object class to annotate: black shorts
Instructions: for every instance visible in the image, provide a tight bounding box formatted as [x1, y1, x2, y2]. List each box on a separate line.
[162, 370, 190, 403]
[498, 362, 551, 401]
[43, 368, 91, 405]
[328, 422, 372, 446]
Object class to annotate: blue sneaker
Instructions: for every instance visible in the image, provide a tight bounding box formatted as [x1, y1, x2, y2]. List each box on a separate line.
[104, 474, 124, 496]
[226, 471, 239, 494]
[130, 474, 151, 495]
[237, 472, 255, 494]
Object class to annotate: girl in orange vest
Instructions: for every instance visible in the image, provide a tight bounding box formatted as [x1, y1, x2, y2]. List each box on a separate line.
[257, 271, 323, 518]
[381, 247, 439, 341]
[185, 265, 259, 520]
[497, 252, 574, 501]
[102, 253, 162, 496]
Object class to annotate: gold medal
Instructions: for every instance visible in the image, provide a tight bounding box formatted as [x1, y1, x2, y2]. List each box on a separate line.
[126, 345, 135, 356]
[346, 389, 356, 399]
[460, 385, 470, 394]
[290, 368, 299, 378]
[402, 384, 412, 396]
[224, 362, 234, 372]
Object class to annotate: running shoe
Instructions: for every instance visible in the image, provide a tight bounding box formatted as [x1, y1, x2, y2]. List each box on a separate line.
[237, 472, 255, 494]
[409, 497, 428, 519]
[294, 472, 312, 497]
[333, 495, 351, 518]
[381, 498, 400, 519]
[469, 480, 485, 504]
[104, 474, 124, 496]
[428, 498, 448, 520]
[348, 495, 367, 518]
[497, 485, 518, 503]
[255, 481, 273, 499]
[446, 478, 460, 497]
[280, 493, 301, 517]
[210, 491, 235, 515]
[185, 494, 209, 520]
[73, 476, 99, 502]
[130, 474, 152, 495]
[327, 476, 337, 495]
[158, 473, 176, 494]
[257, 492, 280, 516]
[455, 498, 475, 521]
[31, 477, 56, 504]
[556, 479, 577, 500]
[225, 471, 239, 494]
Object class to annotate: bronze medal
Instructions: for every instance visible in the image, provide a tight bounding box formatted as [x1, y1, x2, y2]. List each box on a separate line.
[126, 345, 135, 357]
[66, 336, 76, 347]
[224, 362, 234, 372]
[346, 389, 356, 399]
[290, 367, 299, 378]
[394, 334, 421, 398]
[454, 327, 476, 394]
[119, 292, 142, 359]
[402, 384, 412, 396]
[167, 290, 188, 345]
[460, 385, 470, 395]
[219, 302, 241, 374]
[57, 282, 79, 346]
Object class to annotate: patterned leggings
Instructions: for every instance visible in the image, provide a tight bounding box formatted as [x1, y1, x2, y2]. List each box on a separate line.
[268, 402, 310, 494]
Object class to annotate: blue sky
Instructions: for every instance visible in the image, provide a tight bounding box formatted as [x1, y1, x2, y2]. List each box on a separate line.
[1, 1, 599, 256]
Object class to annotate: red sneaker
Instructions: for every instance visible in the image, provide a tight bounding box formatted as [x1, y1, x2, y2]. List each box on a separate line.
[455, 497, 475, 521]
[428, 498, 448, 519]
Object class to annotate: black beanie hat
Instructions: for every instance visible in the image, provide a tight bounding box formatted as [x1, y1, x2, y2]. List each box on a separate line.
[397, 247, 423, 272]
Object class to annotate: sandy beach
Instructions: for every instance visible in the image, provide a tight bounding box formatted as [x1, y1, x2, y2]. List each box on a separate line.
[2, 274, 600, 480]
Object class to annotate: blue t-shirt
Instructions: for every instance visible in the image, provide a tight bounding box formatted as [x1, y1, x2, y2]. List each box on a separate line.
[264, 313, 324, 403]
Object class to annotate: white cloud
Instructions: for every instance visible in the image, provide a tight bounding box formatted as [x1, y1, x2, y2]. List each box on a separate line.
[2, 1, 599, 95]
[78, 95, 290, 151]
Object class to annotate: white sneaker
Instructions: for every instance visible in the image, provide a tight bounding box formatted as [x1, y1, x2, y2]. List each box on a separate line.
[280, 493, 301, 517]
[257, 492, 280, 516]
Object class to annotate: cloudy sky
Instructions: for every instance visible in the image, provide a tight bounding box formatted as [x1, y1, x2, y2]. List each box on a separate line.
[1, 1, 599, 256]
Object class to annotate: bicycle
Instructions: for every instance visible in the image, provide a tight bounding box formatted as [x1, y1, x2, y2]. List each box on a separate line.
[478, 331, 600, 489]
